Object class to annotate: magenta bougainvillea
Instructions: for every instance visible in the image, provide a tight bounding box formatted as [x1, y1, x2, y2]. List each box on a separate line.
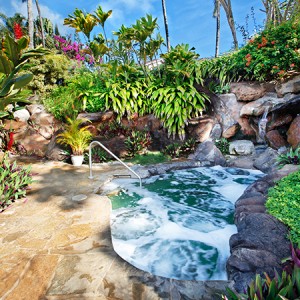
[54, 35, 94, 65]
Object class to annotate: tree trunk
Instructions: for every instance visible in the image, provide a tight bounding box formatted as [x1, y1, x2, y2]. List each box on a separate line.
[162, 0, 170, 51]
[220, 0, 238, 50]
[214, 0, 221, 57]
[35, 0, 45, 47]
[27, 0, 34, 48]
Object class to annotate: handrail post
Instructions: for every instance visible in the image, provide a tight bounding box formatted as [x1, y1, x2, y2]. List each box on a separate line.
[88, 141, 142, 187]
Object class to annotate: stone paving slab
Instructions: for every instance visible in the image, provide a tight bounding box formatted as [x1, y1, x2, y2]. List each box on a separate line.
[0, 159, 231, 300]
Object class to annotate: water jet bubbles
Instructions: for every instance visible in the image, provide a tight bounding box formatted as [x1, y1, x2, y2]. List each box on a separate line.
[109, 166, 263, 280]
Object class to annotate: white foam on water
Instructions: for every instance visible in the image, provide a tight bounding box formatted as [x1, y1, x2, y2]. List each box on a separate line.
[109, 166, 263, 280]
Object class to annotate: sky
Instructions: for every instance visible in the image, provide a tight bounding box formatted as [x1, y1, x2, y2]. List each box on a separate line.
[1, 0, 266, 58]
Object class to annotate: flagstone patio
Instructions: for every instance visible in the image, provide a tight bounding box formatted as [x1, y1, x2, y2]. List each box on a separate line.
[0, 159, 230, 300]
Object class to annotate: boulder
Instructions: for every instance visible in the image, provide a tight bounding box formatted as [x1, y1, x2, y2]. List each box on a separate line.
[265, 130, 288, 149]
[217, 93, 255, 138]
[77, 111, 115, 123]
[218, 93, 244, 120]
[188, 118, 214, 142]
[253, 147, 278, 173]
[209, 123, 222, 141]
[222, 124, 239, 139]
[13, 108, 30, 122]
[270, 94, 300, 115]
[14, 127, 50, 156]
[240, 93, 283, 117]
[267, 114, 293, 131]
[229, 140, 255, 156]
[226, 155, 255, 169]
[188, 140, 226, 166]
[238, 117, 256, 136]
[26, 104, 45, 115]
[3, 119, 27, 132]
[227, 248, 285, 292]
[230, 82, 268, 101]
[287, 115, 300, 149]
[209, 94, 240, 139]
[45, 132, 68, 161]
[121, 114, 162, 132]
[235, 195, 266, 208]
[276, 75, 300, 97]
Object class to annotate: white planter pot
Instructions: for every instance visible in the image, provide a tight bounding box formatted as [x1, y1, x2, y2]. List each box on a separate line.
[71, 155, 84, 166]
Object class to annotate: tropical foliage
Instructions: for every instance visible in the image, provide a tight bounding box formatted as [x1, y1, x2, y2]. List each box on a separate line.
[223, 267, 300, 300]
[266, 170, 300, 243]
[0, 152, 33, 212]
[0, 33, 48, 117]
[57, 118, 92, 155]
[277, 146, 300, 167]
[224, 241, 300, 300]
[198, 18, 300, 92]
[149, 44, 208, 139]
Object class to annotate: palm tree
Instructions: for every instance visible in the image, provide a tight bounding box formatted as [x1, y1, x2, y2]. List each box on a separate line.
[213, 0, 221, 57]
[261, 0, 299, 27]
[219, 0, 238, 50]
[161, 0, 170, 51]
[64, 8, 97, 43]
[93, 5, 112, 45]
[0, 12, 26, 37]
[22, 0, 34, 48]
[35, 0, 45, 47]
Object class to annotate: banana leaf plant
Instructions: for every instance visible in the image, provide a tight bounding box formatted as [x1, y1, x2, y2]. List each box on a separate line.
[0, 34, 48, 116]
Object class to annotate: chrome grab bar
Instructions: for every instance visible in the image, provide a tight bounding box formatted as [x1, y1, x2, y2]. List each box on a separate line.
[88, 141, 142, 187]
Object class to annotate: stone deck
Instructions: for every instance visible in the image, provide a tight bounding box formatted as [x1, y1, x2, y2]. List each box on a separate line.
[0, 159, 230, 300]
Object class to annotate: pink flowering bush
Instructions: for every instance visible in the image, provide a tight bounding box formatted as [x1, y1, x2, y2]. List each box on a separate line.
[54, 35, 94, 64]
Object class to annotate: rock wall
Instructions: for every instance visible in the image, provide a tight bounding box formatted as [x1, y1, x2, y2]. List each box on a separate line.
[227, 165, 299, 292]
[213, 76, 300, 149]
[1, 104, 62, 157]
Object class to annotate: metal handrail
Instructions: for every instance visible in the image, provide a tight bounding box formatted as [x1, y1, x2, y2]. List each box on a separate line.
[88, 141, 142, 187]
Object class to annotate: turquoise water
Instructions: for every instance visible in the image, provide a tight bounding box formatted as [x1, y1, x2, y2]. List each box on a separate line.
[110, 166, 263, 280]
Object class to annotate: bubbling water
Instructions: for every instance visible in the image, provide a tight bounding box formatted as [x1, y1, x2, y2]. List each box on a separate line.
[110, 166, 263, 281]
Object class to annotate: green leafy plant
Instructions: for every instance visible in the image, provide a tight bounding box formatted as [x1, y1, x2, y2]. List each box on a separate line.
[43, 85, 80, 121]
[68, 70, 106, 112]
[150, 44, 209, 140]
[0, 34, 48, 117]
[266, 170, 300, 243]
[84, 147, 111, 163]
[277, 146, 300, 168]
[180, 138, 197, 156]
[223, 269, 300, 300]
[215, 138, 230, 155]
[163, 142, 182, 158]
[198, 19, 300, 83]
[124, 130, 152, 157]
[100, 61, 150, 120]
[27, 53, 76, 94]
[57, 118, 93, 155]
[163, 138, 197, 158]
[0, 153, 33, 212]
[43, 69, 106, 120]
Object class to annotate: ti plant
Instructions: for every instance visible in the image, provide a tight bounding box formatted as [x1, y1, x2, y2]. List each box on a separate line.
[0, 152, 33, 212]
[277, 146, 300, 168]
[0, 34, 48, 117]
[124, 130, 152, 157]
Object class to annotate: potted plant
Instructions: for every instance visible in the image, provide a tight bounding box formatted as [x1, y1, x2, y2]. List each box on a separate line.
[57, 118, 92, 166]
